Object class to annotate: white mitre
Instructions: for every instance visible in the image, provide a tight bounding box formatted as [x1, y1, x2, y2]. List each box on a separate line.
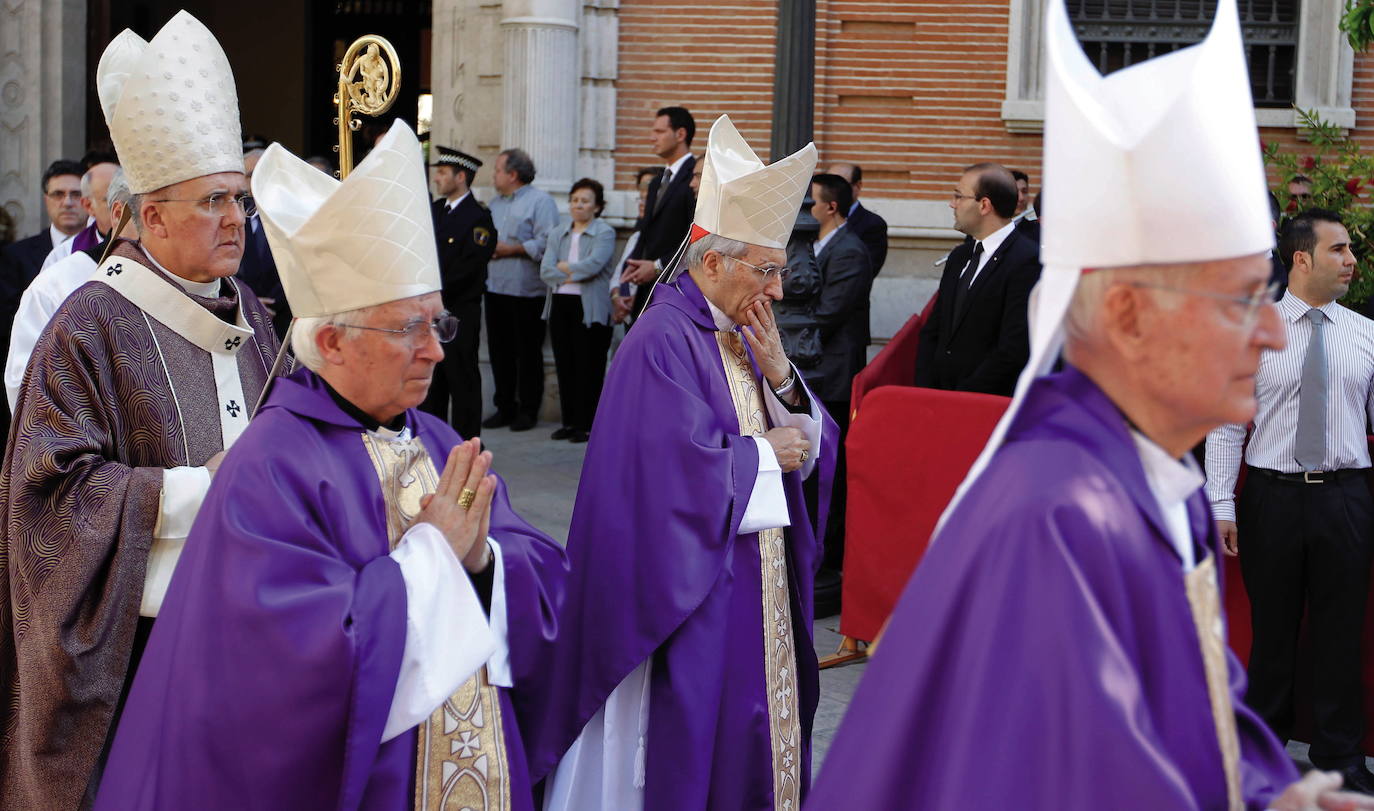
[692, 115, 817, 250]
[937, 0, 1271, 535]
[252, 119, 441, 318]
[95, 10, 245, 194]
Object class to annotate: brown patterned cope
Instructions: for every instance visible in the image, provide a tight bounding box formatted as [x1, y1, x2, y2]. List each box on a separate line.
[0, 239, 279, 809]
[360, 433, 512, 811]
[713, 331, 802, 811]
[1184, 555, 1243, 811]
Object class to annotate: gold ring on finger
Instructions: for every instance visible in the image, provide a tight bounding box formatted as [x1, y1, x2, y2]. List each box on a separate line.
[800, 448, 809, 463]
[458, 488, 478, 510]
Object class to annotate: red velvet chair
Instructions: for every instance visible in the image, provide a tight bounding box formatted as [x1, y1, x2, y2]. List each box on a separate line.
[826, 293, 1010, 661]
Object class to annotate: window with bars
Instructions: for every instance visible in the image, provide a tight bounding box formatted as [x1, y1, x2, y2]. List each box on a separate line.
[1069, 0, 1299, 107]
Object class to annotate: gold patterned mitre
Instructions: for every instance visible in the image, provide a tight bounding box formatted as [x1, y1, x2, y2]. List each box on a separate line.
[251, 119, 442, 318]
[693, 115, 817, 250]
[95, 11, 245, 194]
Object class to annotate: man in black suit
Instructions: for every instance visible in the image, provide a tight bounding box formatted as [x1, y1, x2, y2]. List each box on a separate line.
[807, 173, 875, 596]
[621, 106, 697, 322]
[827, 162, 888, 275]
[0, 160, 85, 298]
[915, 163, 1041, 397]
[424, 145, 497, 439]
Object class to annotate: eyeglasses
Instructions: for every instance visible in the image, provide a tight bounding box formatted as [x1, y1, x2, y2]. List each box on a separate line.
[45, 190, 82, 203]
[1129, 280, 1282, 327]
[153, 192, 256, 218]
[726, 255, 792, 282]
[950, 191, 980, 203]
[337, 313, 459, 347]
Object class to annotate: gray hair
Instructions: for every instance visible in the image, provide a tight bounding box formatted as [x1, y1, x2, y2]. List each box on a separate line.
[499, 148, 536, 185]
[290, 305, 373, 373]
[128, 192, 147, 233]
[684, 233, 750, 273]
[1063, 264, 1196, 346]
[107, 168, 131, 210]
[80, 170, 95, 200]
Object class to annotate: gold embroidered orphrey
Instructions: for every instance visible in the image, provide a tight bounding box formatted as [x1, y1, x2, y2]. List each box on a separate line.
[1185, 554, 1243, 811]
[361, 433, 512, 811]
[714, 331, 803, 810]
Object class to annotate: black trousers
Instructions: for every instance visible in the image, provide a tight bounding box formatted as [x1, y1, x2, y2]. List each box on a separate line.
[1239, 468, 1374, 766]
[548, 295, 611, 432]
[420, 299, 483, 438]
[484, 292, 546, 422]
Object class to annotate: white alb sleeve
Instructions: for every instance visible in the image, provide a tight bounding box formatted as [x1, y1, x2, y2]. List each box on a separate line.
[763, 372, 823, 480]
[142, 465, 212, 617]
[383, 522, 497, 743]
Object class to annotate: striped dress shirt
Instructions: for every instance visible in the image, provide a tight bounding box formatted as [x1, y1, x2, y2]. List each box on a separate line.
[1205, 291, 1374, 522]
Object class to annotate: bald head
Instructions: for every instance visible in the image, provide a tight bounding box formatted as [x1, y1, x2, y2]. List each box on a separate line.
[81, 162, 120, 233]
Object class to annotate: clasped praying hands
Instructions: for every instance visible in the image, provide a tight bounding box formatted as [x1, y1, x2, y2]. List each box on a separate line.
[415, 438, 496, 573]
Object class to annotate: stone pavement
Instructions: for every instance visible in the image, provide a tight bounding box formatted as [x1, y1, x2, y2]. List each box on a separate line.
[476, 409, 868, 773]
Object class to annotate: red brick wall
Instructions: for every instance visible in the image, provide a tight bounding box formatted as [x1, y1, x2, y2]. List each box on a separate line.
[615, 1, 779, 190]
[815, 0, 1041, 199]
[618, 1, 1374, 202]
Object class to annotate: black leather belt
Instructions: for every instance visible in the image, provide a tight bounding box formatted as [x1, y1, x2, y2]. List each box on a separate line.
[1249, 466, 1368, 485]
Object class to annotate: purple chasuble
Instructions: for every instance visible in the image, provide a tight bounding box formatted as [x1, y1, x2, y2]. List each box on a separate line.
[807, 367, 1298, 810]
[516, 274, 838, 810]
[93, 369, 567, 810]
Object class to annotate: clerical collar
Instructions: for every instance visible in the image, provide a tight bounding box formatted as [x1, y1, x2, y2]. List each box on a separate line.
[140, 247, 222, 297]
[320, 377, 407, 434]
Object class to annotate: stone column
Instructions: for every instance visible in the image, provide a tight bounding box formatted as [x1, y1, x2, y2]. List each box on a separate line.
[0, 0, 86, 237]
[500, 0, 580, 194]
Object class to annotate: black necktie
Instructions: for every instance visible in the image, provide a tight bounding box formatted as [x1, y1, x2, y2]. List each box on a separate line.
[444, 202, 454, 214]
[952, 242, 984, 316]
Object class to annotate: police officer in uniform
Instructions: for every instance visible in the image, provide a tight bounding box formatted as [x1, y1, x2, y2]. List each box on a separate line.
[424, 146, 497, 438]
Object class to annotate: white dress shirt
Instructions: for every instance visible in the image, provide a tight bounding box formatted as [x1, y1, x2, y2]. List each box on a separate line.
[1205, 291, 1374, 522]
[814, 222, 845, 256]
[961, 220, 1016, 288]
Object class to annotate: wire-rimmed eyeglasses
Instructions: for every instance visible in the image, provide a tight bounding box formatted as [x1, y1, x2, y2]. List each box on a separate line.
[1129, 280, 1282, 327]
[337, 313, 459, 347]
[726, 255, 792, 282]
[153, 192, 256, 218]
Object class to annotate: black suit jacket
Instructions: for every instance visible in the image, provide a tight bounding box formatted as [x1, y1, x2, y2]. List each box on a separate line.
[0, 231, 53, 313]
[236, 217, 290, 338]
[846, 202, 888, 275]
[810, 226, 876, 403]
[433, 194, 497, 305]
[633, 155, 697, 264]
[914, 227, 1042, 397]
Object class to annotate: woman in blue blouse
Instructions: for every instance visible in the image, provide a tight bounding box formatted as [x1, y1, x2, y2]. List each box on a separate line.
[540, 178, 617, 442]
